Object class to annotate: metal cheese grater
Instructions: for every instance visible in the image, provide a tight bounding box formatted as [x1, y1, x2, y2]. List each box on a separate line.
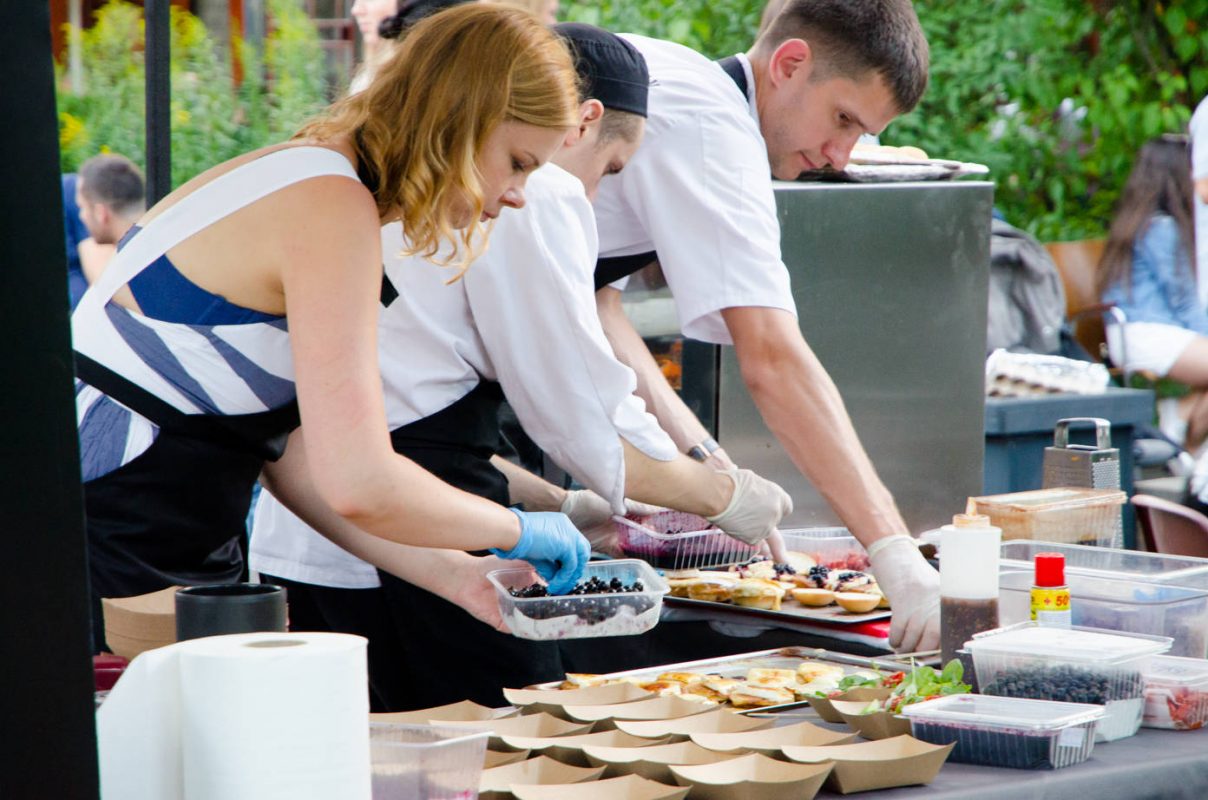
[1042, 418, 1120, 491]
[1042, 417, 1122, 547]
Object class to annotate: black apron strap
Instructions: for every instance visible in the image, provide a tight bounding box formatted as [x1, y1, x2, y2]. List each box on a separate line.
[593, 250, 659, 291]
[75, 352, 299, 461]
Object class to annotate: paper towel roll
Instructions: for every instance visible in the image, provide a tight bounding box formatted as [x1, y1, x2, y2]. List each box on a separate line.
[98, 632, 370, 800]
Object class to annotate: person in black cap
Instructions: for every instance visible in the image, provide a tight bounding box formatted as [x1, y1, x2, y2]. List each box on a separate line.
[250, 22, 792, 711]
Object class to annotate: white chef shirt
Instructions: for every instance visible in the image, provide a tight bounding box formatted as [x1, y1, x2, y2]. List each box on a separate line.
[1190, 96, 1208, 309]
[594, 38, 796, 345]
[250, 164, 679, 588]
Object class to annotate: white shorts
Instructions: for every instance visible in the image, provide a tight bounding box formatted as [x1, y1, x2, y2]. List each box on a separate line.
[1106, 321, 1197, 376]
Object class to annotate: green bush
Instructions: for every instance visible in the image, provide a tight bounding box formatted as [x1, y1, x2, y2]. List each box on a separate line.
[56, 0, 328, 188]
[562, 0, 1208, 241]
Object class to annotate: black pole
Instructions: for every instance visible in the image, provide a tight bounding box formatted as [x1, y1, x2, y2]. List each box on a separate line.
[1, 5, 100, 800]
[146, 0, 172, 204]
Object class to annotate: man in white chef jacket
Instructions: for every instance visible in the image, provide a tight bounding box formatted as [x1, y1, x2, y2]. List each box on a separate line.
[251, 24, 792, 711]
[591, 0, 940, 653]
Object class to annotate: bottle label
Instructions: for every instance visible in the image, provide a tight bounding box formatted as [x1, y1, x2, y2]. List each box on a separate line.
[1031, 587, 1070, 622]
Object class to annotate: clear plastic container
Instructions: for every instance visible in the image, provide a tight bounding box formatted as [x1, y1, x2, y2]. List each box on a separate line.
[970, 488, 1127, 547]
[613, 511, 756, 570]
[1000, 541, 1208, 589]
[1142, 655, 1208, 730]
[369, 722, 489, 800]
[488, 559, 669, 641]
[998, 569, 1208, 658]
[967, 623, 1172, 741]
[901, 694, 1104, 769]
[779, 528, 870, 571]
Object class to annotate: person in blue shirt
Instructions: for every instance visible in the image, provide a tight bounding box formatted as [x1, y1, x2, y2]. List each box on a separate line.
[1098, 134, 1208, 447]
[62, 173, 90, 308]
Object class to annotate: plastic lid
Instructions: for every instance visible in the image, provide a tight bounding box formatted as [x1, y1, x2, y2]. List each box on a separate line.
[901, 694, 1104, 730]
[1034, 553, 1065, 587]
[966, 623, 1172, 663]
[1144, 655, 1208, 690]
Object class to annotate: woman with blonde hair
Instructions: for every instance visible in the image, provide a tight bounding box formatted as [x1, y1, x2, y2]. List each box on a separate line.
[73, 5, 587, 652]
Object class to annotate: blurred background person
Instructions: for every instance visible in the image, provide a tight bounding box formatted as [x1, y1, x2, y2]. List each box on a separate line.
[62, 172, 90, 309]
[349, 0, 400, 93]
[1097, 134, 1208, 448]
[74, 153, 145, 289]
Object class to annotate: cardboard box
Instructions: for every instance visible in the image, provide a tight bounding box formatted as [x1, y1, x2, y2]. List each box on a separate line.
[100, 586, 180, 660]
[782, 734, 954, 794]
[504, 683, 654, 719]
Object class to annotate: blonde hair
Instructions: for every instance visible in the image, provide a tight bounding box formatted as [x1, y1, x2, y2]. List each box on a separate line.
[296, 5, 579, 264]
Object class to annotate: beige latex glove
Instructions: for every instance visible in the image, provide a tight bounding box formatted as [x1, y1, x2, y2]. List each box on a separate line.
[868, 535, 940, 653]
[706, 468, 793, 546]
[560, 489, 663, 555]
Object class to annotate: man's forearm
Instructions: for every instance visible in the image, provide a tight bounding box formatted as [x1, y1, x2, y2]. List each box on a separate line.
[489, 455, 566, 512]
[722, 306, 911, 546]
[596, 286, 711, 452]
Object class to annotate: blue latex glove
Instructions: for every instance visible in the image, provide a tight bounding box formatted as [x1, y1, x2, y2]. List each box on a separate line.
[491, 508, 589, 595]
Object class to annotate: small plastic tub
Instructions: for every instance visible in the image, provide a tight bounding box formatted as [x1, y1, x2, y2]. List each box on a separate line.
[488, 559, 669, 641]
[779, 528, 870, 571]
[967, 623, 1172, 741]
[1142, 655, 1208, 730]
[998, 569, 1208, 658]
[971, 488, 1126, 547]
[901, 694, 1104, 769]
[369, 722, 489, 800]
[613, 511, 756, 570]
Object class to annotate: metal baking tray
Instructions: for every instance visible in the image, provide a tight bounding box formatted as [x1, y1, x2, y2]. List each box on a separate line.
[534, 647, 914, 715]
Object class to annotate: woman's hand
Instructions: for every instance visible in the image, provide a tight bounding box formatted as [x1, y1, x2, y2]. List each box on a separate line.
[448, 554, 533, 633]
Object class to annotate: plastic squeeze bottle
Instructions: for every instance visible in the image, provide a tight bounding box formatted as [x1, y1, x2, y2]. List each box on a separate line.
[1031, 552, 1072, 627]
[939, 508, 1002, 663]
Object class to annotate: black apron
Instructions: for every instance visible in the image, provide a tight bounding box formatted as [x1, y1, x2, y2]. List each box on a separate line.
[78, 353, 299, 653]
[273, 380, 564, 711]
[592, 56, 749, 292]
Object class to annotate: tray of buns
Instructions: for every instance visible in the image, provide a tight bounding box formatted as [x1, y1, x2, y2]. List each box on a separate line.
[796, 144, 990, 183]
[663, 557, 890, 626]
[534, 647, 912, 715]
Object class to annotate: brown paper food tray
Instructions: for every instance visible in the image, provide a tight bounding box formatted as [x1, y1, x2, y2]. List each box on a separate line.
[830, 699, 913, 740]
[782, 734, 954, 794]
[371, 699, 517, 725]
[690, 720, 856, 753]
[484, 748, 531, 769]
[511, 774, 690, 800]
[583, 741, 742, 783]
[563, 695, 717, 727]
[479, 755, 605, 800]
[614, 707, 772, 741]
[505, 682, 654, 715]
[807, 686, 893, 723]
[527, 647, 911, 715]
[670, 753, 833, 800]
[440, 711, 594, 744]
[497, 730, 673, 766]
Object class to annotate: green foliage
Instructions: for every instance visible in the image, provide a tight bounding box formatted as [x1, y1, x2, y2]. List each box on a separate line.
[561, 0, 1208, 241]
[56, 0, 328, 188]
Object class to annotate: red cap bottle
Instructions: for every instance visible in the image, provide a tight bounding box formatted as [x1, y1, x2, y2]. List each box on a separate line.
[1031, 552, 1071, 627]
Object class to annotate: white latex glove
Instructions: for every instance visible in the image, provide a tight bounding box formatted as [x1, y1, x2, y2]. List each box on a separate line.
[868, 535, 940, 653]
[706, 468, 793, 546]
[560, 490, 664, 555]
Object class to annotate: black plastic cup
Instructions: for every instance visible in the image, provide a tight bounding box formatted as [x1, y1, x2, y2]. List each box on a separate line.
[175, 583, 288, 642]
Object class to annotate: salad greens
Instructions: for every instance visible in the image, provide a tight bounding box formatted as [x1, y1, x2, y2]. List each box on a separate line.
[861, 659, 971, 714]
